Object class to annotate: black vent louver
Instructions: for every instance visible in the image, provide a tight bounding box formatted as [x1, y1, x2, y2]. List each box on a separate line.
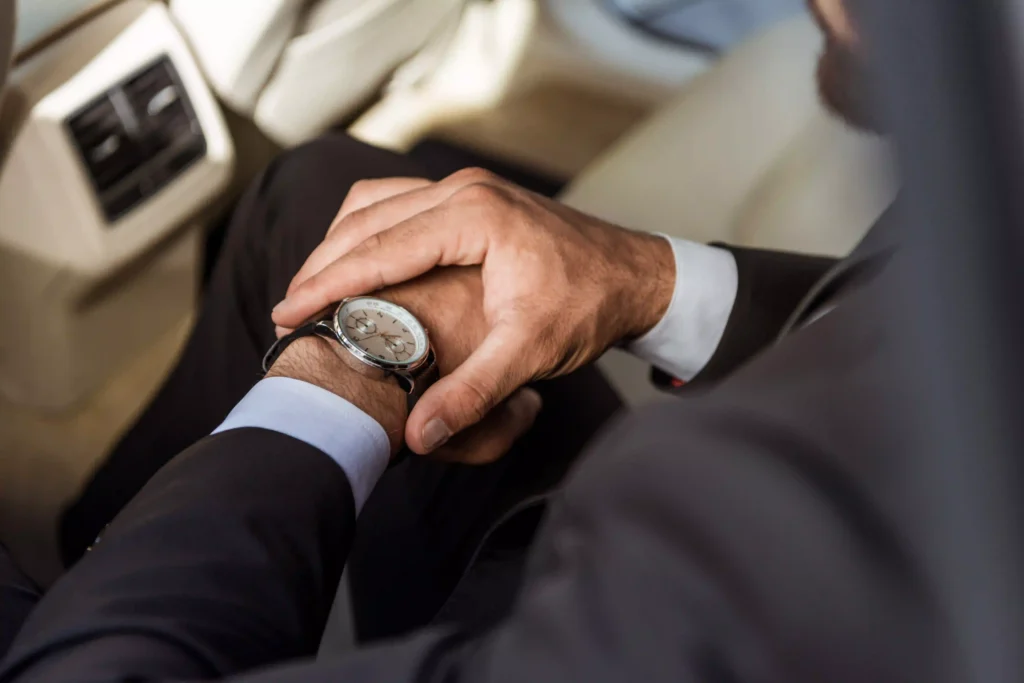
[66, 56, 207, 223]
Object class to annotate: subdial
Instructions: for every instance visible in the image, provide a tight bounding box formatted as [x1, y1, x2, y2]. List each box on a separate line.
[382, 334, 412, 361]
[346, 313, 377, 337]
[341, 304, 420, 363]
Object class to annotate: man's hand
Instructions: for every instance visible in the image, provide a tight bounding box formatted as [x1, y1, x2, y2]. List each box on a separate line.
[272, 169, 675, 455]
[380, 267, 545, 463]
[270, 173, 545, 463]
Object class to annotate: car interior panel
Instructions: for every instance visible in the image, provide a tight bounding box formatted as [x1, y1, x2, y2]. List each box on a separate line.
[0, 0, 892, 588]
[0, 1, 10, 94]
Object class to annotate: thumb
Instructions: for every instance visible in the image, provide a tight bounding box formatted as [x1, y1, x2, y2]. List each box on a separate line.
[406, 325, 534, 454]
[428, 388, 543, 464]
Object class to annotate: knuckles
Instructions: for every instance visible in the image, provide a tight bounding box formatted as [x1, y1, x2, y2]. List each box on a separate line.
[446, 169, 516, 214]
[452, 182, 507, 211]
[448, 166, 500, 186]
[345, 178, 378, 205]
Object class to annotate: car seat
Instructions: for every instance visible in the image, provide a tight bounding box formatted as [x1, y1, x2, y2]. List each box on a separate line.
[556, 15, 896, 404]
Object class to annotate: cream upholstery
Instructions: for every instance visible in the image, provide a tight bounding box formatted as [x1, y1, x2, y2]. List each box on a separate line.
[560, 15, 896, 405]
[171, 0, 464, 146]
[559, 15, 895, 257]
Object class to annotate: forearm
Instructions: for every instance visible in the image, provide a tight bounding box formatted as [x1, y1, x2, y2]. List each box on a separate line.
[1, 429, 356, 682]
[1, 403, 784, 683]
[0, 543, 40, 660]
[1, 338, 406, 683]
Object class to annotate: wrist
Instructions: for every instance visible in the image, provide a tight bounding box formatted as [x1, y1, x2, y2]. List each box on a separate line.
[266, 336, 407, 455]
[612, 230, 676, 341]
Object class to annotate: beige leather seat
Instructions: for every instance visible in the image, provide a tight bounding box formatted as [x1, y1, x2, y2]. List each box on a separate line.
[558, 15, 896, 405]
[171, 0, 465, 146]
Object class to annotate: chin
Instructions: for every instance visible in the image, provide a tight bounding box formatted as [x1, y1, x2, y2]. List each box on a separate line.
[816, 41, 881, 133]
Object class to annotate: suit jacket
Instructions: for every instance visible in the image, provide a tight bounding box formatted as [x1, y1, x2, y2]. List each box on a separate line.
[0, 547, 38, 662]
[0, 218, 961, 683]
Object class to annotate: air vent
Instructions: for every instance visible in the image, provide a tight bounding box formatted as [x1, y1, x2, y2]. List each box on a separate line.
[66, 57, 207, 223]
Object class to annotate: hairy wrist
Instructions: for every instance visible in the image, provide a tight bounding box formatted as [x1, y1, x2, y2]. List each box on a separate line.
[611, 230, 676, 341]
[266, 336, 407, 454]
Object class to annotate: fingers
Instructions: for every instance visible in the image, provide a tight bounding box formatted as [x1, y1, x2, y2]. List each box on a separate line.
[332, 178, 431, 229]
[273, 304, 334, 339]
[287, 170, 503, 298]
[283, 168, 508, 306]
[288, 178, 435, 297]
[428, 388, 543, 464]
[405, 324, 535, 454]
[273, 203, 492, 327]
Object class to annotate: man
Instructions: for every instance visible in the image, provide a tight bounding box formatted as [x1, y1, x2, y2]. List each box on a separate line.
[0, 0, 960, 680]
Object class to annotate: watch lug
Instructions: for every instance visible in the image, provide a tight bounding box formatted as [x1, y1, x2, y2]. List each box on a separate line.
[393, 370, 415, 394]
[313, 319, 340, 341]
[405, 350, 439, 410]
[399, 348, 436, 393]
[261, 316, 338, 374]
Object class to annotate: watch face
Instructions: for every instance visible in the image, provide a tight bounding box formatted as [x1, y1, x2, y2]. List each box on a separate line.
[336, 297, 428, 368]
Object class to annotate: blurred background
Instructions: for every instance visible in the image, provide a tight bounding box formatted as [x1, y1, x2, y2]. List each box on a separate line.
[0, 0, 895, 582]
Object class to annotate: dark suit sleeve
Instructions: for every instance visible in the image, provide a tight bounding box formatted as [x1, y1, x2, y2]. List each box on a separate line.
[0, 428, 354, 683]
[1, 399, 910, 683]
[0, 544, 40, 661]
[653, 245, 837, 390]
[0, 406, 849, 683]
[0, 300, 927, 683]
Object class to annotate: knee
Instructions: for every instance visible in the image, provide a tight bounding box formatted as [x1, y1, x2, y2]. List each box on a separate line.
[221, 134, 425, 272]
[260, 133, 424, 208]
[259, 133, 373, 207]
[237, 134, 384, 255]
[215, 135, 369, 273]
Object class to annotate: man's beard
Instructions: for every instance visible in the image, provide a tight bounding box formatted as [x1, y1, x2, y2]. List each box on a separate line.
[817, 36, 881, 133]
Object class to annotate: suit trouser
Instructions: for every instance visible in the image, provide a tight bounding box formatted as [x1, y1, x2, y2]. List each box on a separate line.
[55, 134, 623, 644]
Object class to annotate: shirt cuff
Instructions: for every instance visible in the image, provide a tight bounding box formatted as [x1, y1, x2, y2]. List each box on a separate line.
[627, 236, 738, 381]
[212, 377, 389, 513]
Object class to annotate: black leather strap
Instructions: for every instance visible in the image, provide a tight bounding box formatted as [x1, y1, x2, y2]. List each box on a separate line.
[261, 322, 329, 374]
[406, 350, 440, 411]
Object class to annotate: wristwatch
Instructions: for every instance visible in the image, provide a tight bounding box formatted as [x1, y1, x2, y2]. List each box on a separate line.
[263, 296, 439, 409]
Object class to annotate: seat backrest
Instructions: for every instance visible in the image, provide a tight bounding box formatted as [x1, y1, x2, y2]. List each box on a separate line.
[559, 14, 896, 257]
[171, 0, 464, 146]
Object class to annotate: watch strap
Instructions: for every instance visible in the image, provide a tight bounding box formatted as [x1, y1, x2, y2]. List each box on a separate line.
[262, 320, 336, 374]
[391, 352, 440, 469]
[406, 351, 440, 411]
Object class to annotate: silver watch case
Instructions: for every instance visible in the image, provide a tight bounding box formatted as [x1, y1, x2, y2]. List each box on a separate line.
[316, 297, 434, 391]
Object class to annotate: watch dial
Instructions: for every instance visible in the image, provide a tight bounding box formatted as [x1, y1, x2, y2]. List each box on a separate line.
[336, 298, 428, 366]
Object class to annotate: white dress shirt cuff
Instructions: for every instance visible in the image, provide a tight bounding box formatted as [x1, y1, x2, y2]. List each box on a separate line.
[627, 236, 738, 381]
[213, 377, 389, 513]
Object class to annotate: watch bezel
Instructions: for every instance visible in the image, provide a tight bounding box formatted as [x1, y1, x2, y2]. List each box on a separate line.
[331, 296, 431, 373]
